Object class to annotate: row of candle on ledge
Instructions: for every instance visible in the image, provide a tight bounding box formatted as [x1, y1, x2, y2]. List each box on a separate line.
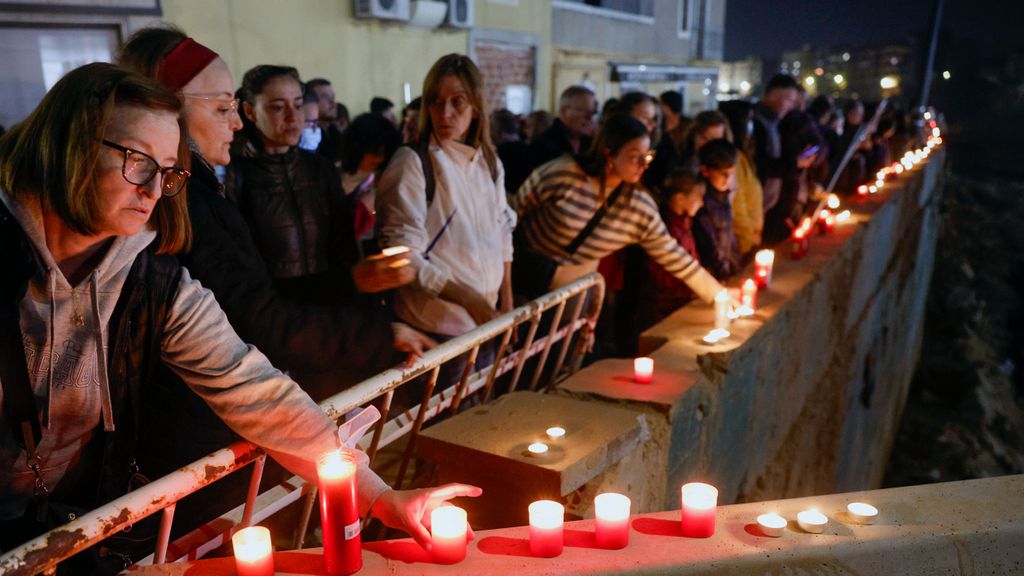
[757, 501, 879, 537]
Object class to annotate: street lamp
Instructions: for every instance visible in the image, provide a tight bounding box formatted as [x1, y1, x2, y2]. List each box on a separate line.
[880, 75, 899, 89]
[833, 74, 845, 85]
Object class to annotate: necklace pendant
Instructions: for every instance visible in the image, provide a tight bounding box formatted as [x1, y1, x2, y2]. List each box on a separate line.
[73, 312, 86, 328]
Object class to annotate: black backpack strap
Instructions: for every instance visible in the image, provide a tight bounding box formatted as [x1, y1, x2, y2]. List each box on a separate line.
[410, 139, 436, 206]
[564, 183, 625, 256]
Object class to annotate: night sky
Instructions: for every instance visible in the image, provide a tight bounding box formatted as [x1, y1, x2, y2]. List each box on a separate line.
[724, 0, 1024, 61]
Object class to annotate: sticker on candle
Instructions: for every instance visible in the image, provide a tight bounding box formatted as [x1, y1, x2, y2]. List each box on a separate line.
[756, 513, 787, 538]
[594, 493, 631, 549]
[680, 482, 718, 538]
[796, 509, 828, 533]
[431, 505, 468, 564]
[233, 526, 274, 576]
[633, 357, 654, 384]
[529, 500, 564, 557]
[846, 502, 878, 525]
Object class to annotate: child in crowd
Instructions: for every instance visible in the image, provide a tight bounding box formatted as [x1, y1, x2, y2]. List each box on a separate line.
[695, 139, 741, 280]
[640, 170, 706, 327]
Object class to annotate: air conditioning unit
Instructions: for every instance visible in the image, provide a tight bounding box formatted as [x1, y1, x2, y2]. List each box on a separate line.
[408, 0, 447, 28]
[355, 0, 410, 21]
[446, 0, 473, 28]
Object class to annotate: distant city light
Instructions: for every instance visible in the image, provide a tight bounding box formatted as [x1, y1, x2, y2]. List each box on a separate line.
[942, 70, 951, 80]
[833, 74, 845, 85]
[740, 80, 751, 92]
[814, 67, 825, 76]
[842, 52, 851, 62]
[804, 76, 815, 87]
[719, 82, 730, 92]
[880, 75, 899, 89]
[793, 60, 801, 68]
[702, 88, 710, 95]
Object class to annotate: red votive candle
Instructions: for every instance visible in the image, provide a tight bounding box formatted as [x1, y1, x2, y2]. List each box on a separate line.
[680, 482, 718, 538]
[754, 249, 774, 289]
[232, 526, 274, 576]
[633, 357, 654, 383]
[431, 505, 467, 564]
[529, 500, 564, 557]
[317, 449, 362, 575]
[594, 493, 631, 549]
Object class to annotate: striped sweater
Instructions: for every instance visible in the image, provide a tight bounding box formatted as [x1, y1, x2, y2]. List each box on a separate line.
[512, 156, 723, 302]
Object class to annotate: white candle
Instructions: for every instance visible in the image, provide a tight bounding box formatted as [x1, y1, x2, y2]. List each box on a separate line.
[527, 442, 548, 456]
[846, 502, 878, 525]
[546, 426, 566, 440]
[633, 357, 654, 384]
[714, 289, 731, 330]
[796, 509, 828, 533]
[756, 513, 787, 537]
[702, 328, 730, 344]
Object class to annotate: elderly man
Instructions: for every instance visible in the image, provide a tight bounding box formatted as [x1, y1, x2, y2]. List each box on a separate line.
[520, 86, 598, 180]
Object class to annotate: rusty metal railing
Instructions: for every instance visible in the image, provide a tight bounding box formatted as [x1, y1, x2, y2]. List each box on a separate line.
[0, 273, 605, 576]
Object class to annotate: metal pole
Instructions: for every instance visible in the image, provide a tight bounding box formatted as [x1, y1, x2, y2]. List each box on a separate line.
[919, 0, 945, 111]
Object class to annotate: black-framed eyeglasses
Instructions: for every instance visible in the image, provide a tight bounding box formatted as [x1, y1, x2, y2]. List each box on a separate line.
[100, 140, 190, 197]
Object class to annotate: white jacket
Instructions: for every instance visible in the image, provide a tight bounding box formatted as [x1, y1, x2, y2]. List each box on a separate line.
[377, 140, 515, 336]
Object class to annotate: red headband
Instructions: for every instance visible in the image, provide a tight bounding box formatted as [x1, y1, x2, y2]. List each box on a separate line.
[157, 38, 219, 91]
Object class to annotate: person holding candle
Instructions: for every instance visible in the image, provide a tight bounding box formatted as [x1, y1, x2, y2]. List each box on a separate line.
[512, 114, 724, 304]
[0, 62, 479, 573]
[376, 54, 516, 391]
[115, 27, 437, 542]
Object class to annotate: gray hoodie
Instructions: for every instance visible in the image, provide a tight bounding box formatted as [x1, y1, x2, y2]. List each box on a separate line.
[0, 188, 388, 521]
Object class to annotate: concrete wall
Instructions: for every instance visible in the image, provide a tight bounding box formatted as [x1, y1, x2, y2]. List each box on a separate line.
[161, 0, 552, 114]
[559, 151, 945, 511]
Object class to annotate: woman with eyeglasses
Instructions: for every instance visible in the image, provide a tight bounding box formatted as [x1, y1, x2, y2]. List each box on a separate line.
[0, 62, 478, 572]
[511, 113, 724, 303]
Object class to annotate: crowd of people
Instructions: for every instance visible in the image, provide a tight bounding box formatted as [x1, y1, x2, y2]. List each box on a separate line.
[0, 24, 923, 573]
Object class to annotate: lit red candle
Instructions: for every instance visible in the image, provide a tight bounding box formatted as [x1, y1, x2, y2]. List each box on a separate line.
[754, 249, 774, 289]
[529, 500, 564, 557]
[317, 449, 362, 575]
[232, 526, 274, 576]
[431, 505, 468, 564]
[594, 493, 631, 549]
[818, 209, 834, 234]
[633, 357, 654, 384]
[680, 482, 718, 538]
[792, 218, 812, 260]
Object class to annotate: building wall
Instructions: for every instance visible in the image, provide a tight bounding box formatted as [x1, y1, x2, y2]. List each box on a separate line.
[162, 0, 552, 115]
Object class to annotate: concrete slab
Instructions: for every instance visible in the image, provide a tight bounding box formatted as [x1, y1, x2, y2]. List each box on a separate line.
[415, 392, 649, 527]
[126, 474, 1024, 576]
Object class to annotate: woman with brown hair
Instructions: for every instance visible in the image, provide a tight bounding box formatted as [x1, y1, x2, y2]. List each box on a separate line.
[0, 62, 477, 572]
[376, 53, 516, 340]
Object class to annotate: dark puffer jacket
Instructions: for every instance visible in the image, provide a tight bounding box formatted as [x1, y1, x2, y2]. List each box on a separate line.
[226, 144, 347, 280]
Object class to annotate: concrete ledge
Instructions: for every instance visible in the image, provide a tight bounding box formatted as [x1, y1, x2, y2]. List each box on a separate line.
[126, 474, 1024, 575]
[556, 152, 945, 510]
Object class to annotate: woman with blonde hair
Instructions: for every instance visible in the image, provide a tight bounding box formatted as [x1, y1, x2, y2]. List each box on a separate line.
[377, 53, 516, 341]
